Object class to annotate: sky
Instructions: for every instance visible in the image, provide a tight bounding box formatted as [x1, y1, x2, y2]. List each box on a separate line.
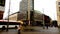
[3, 0, 57, 20]
[34, 0, 57, 20]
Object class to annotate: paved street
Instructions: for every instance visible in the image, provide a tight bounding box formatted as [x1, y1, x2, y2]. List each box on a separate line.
[0, 27, 60, 34]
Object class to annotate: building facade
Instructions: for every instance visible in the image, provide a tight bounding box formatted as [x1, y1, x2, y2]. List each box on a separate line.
[0, 0, 5, 11]
[8, 0, 34, 22]
[0, 11, 4, 19]
[56, 0, 60, 25]
[0, 0, 5, 19]
[9, 12, 18, 21]
[19, 0, 34, 21]
[20, 0, 33, 13]
[9, 12, 27, 21]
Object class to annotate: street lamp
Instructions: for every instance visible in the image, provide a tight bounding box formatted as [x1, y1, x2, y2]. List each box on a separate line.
[42, 8, 45, 29]
[6, 0, 11, 31]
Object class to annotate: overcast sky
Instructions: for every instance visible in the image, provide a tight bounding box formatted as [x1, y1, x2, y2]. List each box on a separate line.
[3, 0, 57, 20]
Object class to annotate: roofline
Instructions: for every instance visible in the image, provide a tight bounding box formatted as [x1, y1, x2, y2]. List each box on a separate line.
[9, 11, 20, 16]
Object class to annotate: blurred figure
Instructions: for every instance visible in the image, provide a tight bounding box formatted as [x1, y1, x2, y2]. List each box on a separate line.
[18, 27, 21, 34]
[17, 25, 22, 34]
[45, 23, 49, 29]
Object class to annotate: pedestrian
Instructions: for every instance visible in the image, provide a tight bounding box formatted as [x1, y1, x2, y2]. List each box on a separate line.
[17, 26, 21, 34]
[17, 25, 22, 34]
[18, 27, 21, 34]
[46, 23, 49, 29]
[46, 25, 48, 29]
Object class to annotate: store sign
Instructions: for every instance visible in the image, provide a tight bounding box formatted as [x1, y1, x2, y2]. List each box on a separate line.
[0, 0, 5, 6]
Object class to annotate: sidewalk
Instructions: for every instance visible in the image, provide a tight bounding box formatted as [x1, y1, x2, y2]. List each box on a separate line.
[0, 29, 18, 34]
[0, 27, 60, 34]
[22, 26, 59, 32]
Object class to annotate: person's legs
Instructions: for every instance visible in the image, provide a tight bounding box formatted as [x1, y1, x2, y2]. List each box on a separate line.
[18, 29, 21, 34]
[46, 25, 48, 29]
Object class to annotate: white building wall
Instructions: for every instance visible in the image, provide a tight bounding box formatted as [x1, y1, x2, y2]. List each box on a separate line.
[0, 6, 5, 11]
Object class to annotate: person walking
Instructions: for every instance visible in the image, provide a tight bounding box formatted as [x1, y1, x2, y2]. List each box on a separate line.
[17, 25, 22, 34]
[18, 27, 21, 34]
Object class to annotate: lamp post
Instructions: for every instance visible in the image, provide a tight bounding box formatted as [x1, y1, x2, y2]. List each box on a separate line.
[6, 0, 11, 31]
[42, 8, 45, 29]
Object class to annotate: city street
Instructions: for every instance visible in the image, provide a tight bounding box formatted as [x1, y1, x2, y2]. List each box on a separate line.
[0, 27, 60, 34]
[0, 0, 59, 34]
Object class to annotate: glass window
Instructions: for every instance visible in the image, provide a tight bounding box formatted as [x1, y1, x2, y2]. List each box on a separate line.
[0, 0, 5, 6]
[58, 2, 60, 5]
[59, 7, 60, 11]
